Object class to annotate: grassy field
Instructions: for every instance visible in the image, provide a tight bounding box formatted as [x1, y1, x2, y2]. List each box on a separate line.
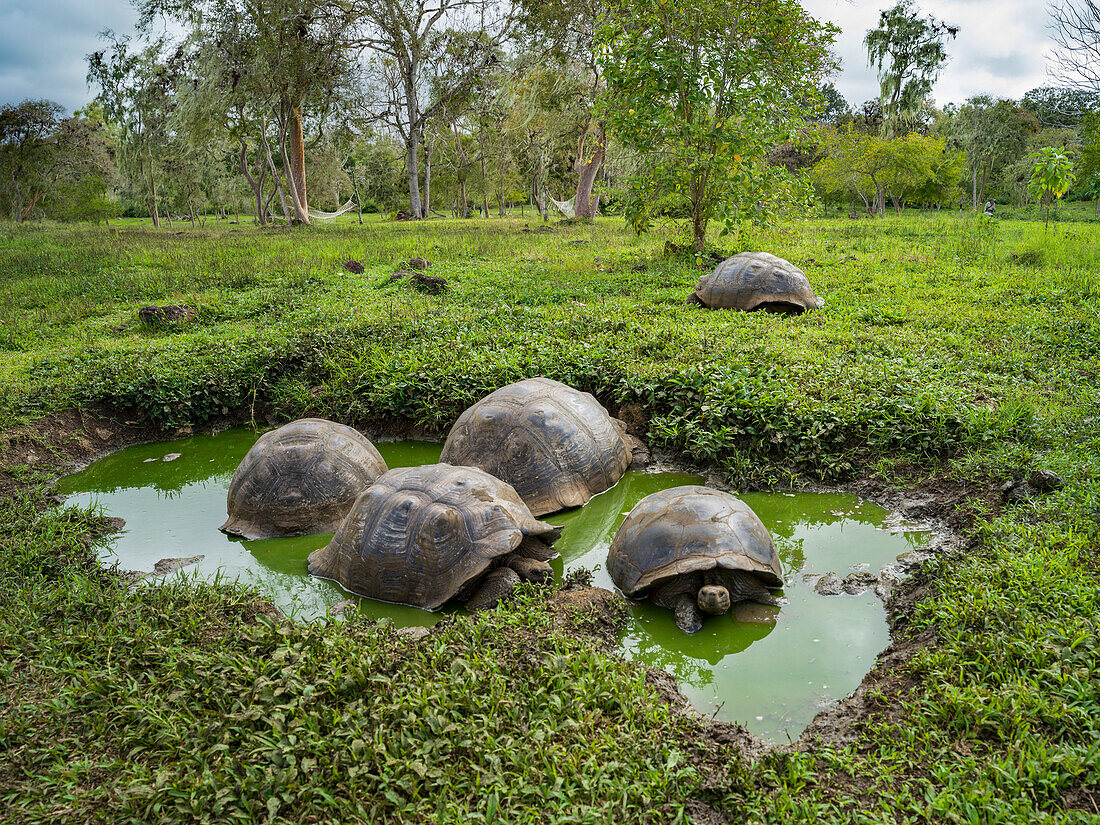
[1, 212, 1099, 822]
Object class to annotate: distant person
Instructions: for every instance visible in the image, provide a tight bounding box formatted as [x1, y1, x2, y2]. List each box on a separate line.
[983, 200, 996, 216]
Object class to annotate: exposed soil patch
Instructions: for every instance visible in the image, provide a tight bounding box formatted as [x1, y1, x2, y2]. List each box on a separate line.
[547, 586, 629, 648]
[0, 405, 170, 497]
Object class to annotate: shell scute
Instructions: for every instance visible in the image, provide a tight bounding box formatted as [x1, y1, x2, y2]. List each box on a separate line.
[307, 464, 558, 610]
[220, 418, 387, 540]
[440, 377, 630, 516]
[607, 486, 783, 598]
[690, 252, 818, 313]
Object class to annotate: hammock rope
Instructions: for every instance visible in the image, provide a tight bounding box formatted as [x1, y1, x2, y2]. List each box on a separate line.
[548, 194, 575, 218]
[307, 199, 357, 220]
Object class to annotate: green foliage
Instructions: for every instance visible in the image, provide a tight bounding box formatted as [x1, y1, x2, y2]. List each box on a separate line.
[2, 213, 1100, 823]
[597, 0, 836, 252]
[0, 488, 706, 823]
[943, 95, 1039, 209]
[1077, 112, 1100, 213]
[812, 126, 963, 213]
[1028, 146, 1077, 229]
[864, 0, 958, 137]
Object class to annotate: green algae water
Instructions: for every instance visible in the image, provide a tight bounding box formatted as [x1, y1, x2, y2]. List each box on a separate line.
[55, 430, 446, 627]
[58, 429, 928, 740]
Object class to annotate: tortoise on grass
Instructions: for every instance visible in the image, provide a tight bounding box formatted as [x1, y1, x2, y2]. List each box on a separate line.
[686, 252, 819, 314]
[440, 377, 631, 517]
[307, 464, 561, 611]
[221, 418, 387, 540]
[606, 486, 784, 634]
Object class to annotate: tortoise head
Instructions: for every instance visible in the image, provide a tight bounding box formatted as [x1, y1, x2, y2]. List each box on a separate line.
[697, 585, 731, 615]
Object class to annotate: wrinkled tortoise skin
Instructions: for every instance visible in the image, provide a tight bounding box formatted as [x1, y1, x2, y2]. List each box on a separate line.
[221, 418, 387, 540]
[607, 486, 783, 598]
[688, 251, 818, 313]
[307, 464, 560, 610]
[440, 377, 630, 517]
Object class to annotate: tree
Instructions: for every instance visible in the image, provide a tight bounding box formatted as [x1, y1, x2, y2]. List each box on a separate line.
[514, 0, 608, 218]
[47, 115, 121, 224]
[599, 0, 835, 253]
[1078, 112, 1100, 217]
[864, 1, 957, 138]
[0, 100, 63, 221]
[0, 101, 118, 223]
[1049, 1, 1100, 95]
[815, 83, 852, 125]
[1028, 146, 1076, 228]
[87, 35, 176, 227]
[947, 96, 1038, 208]
[1001, 126, 1080, 207]
[812, 126, 960, 214]
[504, 59, 589, 221]
[1022, 85, 1100, 127]
[136, 0, 353, 224]
[351, 0, 513, 219]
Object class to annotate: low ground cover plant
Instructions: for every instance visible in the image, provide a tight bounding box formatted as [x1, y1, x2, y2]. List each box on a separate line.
[1, 213, 1098, 822]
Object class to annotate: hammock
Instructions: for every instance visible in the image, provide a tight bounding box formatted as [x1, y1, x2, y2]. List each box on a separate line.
[548, 194, 575, 218]
[308, 199, 357, 220]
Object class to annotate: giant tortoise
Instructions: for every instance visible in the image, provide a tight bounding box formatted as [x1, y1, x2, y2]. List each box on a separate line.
[686, 251, 819, 314]
[306, 463, 561, 611]
[220, 418, 387, 540]
[439, 377, 631, 517]
[606, 486, 784, 633]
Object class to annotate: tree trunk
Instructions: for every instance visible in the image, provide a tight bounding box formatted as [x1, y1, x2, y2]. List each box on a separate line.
[18, 191, 43, 222]
[349, 162, 363, 225]
[260, 129, 292, 224]
[288, 104, 310, 223]
[972, 167, 978, 210]
[870, 177, 886, 218]
[690, 166, 708, 254]
[140, 147, 161, 228]
[574, 122, 606, 220]
[452, 122, 470, 218]
[149, 175, 161, 228]
[498, 154, 506, 217]
[424, 135, 434, 217]
[978, 164, 990, 208]
[406, 129, 423, 219]
[692, 213, 707, 254]
[477, 133, 489, 218]
[240, 140, 267, 226]
[281, 110, 312, 227]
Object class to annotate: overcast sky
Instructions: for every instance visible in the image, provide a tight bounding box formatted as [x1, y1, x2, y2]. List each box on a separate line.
[0, 0, 1060, 115]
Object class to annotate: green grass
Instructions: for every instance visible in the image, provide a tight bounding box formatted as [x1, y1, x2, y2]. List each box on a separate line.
[2, 212, 1100, 822]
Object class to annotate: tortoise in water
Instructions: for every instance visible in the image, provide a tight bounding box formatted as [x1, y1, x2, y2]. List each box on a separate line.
[440, 377, 631, 517]
[220, 418, 387, 540]
[686, 251, 819, 314]
[606, 486, 784, 634]
[307, 463, 561, 611]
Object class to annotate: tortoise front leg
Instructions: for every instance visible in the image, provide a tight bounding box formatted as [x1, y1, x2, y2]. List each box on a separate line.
[505, 554, 554, 583]
[465, 567, 521, 612]
[726, 570, 782, 607]
[672, 594, 704, 634]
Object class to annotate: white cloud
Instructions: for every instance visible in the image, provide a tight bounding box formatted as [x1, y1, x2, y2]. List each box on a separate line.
[0, 0, 138, 113]
[0, 0, 1065, 114]
[801, 0, 1057, 108]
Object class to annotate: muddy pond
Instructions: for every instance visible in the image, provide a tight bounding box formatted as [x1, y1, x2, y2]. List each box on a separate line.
[58, 429, 929, 741]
